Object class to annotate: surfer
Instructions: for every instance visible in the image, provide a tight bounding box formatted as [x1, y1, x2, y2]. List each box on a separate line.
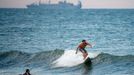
[76, 40, 92, 59]
[23, 69, 31, 75]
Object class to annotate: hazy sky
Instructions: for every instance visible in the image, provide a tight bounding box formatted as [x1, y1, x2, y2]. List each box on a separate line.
[0, 0, 134, 9]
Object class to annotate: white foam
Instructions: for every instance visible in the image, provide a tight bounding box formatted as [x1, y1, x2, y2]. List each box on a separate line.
[52, 50, 100, 68]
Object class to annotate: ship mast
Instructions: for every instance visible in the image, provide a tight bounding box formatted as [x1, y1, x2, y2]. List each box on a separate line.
[78, 0, 81, 7]
[48, 0, 51, 4]
[64, 0, 66, 3]
[39, 0, 41, 5]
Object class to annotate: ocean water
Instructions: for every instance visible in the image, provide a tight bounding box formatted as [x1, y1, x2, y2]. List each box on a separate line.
[0, 9, 134, 75]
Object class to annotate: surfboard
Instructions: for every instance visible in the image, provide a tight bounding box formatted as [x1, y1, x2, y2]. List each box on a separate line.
[84, 57, 92, 66]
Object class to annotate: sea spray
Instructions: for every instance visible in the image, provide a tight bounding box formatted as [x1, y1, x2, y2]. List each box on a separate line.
[52, 50, 100, 67]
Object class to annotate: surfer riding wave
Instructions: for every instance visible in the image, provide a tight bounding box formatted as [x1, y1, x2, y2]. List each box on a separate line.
[76, 40, 92, 59]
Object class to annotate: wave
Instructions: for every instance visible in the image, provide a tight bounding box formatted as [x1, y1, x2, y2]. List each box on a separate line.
[0, 49, 64, 68]
[92, 53, 134, 65]
[52, 50, 100, 67]
[0, 50, 134, 68]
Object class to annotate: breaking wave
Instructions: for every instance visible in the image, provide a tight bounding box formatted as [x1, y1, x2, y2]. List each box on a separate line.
[0, 49, 134, 68]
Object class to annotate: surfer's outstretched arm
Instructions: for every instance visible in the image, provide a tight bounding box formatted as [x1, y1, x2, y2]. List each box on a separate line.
[87, 43, 92, 48]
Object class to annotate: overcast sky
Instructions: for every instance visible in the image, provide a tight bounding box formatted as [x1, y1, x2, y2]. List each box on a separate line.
[0, 0, 134, 9]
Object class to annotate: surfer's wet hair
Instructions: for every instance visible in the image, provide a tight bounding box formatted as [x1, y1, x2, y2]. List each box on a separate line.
[82, 40, 86, 42]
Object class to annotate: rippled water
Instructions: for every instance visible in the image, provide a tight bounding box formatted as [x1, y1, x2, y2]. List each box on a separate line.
[0, 9, 134, 75]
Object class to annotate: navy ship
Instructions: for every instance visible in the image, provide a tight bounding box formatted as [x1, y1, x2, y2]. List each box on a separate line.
[27, 0, 82, 9]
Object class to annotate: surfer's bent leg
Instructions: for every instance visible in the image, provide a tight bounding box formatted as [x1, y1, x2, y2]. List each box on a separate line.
[82, 48, 88, 59]
[79, 48, 88, 59]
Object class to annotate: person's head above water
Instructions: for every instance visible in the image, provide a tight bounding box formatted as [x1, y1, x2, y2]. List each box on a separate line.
[26, 69, 30, 73]
[23, 69, 31, 75]
[82, 40, 86, 42]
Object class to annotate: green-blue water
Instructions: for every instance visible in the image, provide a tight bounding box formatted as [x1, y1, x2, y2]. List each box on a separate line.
[0, 9, 134, 75]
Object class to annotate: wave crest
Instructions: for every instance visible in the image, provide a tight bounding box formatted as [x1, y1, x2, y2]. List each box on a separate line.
[92, 53, 134, 65]
[0, 50, 134, 68]
[0, 50, 64, 68]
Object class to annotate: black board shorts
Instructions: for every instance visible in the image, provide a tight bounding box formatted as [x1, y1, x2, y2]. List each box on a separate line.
[78, 48, 87, 53]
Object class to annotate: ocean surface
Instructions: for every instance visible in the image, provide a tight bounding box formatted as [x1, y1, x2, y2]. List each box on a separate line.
[0, 9, 134, 75]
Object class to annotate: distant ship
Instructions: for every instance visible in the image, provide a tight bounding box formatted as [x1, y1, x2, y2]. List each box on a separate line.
[27, 0, 82, 9]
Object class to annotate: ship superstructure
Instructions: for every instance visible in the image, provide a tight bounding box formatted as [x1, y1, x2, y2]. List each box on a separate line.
[27, 0, 82, 9]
